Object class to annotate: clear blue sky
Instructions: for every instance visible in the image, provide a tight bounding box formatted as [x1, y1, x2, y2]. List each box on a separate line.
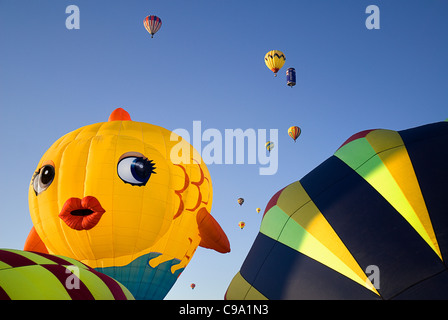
[0, 0, 447, 299]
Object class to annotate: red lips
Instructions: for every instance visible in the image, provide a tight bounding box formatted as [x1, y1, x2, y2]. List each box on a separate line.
[59, 196, 106, 230]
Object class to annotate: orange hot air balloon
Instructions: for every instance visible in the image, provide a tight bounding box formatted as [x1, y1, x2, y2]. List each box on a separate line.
[288, 126, 301, 142]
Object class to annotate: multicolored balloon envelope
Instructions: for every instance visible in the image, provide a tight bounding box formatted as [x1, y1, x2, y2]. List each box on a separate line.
[143, 15, 162, 38]
[226, 120, 448, 300]
[0, 249, 134, 300]
[288, 126, 301, 142]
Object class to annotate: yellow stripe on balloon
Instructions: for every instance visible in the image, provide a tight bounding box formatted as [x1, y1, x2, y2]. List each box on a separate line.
[261, 181, 379, 295]
[225, 272, 268, 300]
[335, 130, 442, 260]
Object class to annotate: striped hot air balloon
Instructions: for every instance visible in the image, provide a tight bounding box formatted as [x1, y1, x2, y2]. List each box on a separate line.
[0, 249, 134, 300]
[144, 15, 162, 38]
[288, 126, 301, 142]
[265, 141, 274, 152]
[226, 120, 448, 300]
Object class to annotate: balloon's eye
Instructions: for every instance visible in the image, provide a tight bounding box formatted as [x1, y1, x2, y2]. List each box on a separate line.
[117, 154, 156, 186]
[32, 164, 55, 195]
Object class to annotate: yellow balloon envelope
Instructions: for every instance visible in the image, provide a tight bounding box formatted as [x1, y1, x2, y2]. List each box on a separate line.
[25, 108, 230, 299]
[264, 50, 286, 76]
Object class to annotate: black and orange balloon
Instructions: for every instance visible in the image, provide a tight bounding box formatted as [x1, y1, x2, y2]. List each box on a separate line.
[226, 120, 448, 299]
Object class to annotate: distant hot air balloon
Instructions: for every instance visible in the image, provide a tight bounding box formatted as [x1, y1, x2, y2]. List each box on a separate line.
[288, 126, 301, 142]
[286, 68, 296, 87]
[256, 208, 261, 214]
[190, 283, 196, 290]
[238, 221, 246, 230]
[264, 50, 285, 77]
[237, 198, 244, 206]
[144, 15, 162, 38]
[265, 141, 274, 152]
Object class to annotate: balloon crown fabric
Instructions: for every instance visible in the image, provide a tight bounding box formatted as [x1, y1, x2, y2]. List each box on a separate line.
[0, 249, 134, 300]
[25, 108, 230, 299]
[226, 120, 448, 300]
[108, 107, 132, 121]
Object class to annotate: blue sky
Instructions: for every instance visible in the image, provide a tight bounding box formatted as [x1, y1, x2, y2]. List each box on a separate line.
[0, 0, 447, 299]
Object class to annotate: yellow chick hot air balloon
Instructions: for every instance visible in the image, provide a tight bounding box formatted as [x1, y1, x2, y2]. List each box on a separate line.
[264, 50, 286, 77]
[24, 108, 230, 300]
